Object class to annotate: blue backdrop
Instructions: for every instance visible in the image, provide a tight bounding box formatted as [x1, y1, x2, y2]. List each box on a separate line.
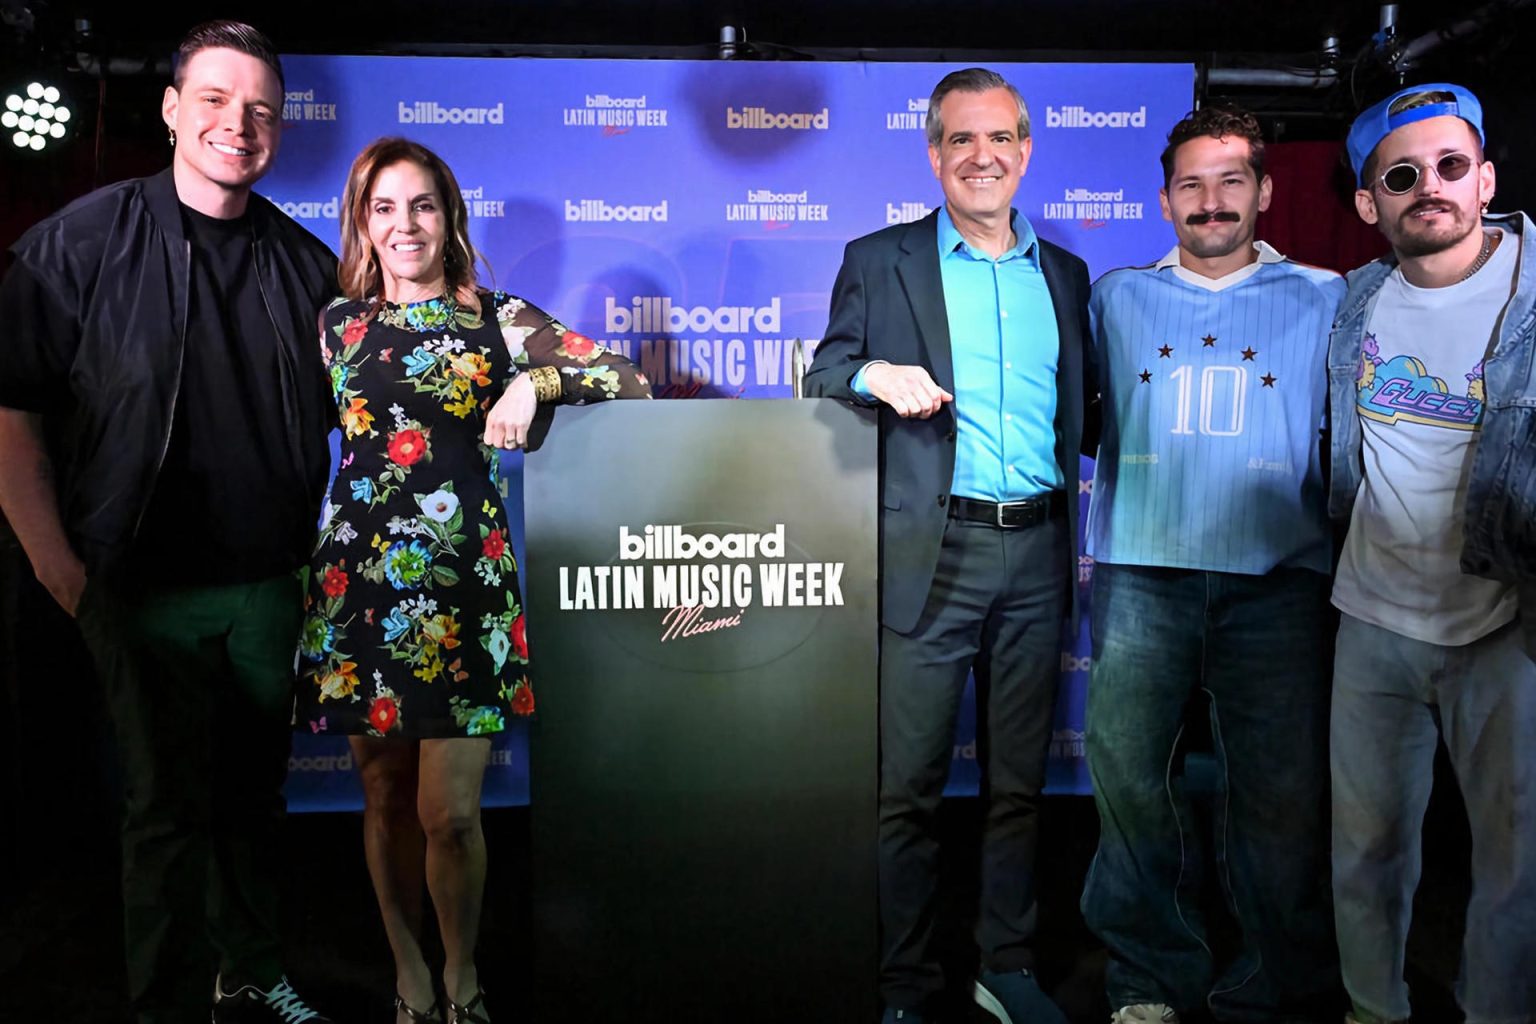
[266, 56, 1194, 810]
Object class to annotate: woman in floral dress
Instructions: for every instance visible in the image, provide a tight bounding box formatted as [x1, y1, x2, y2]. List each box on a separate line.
[296, 137, 649, 1024]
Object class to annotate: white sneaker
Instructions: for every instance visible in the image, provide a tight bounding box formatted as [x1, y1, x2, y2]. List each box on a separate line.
[1111, 1005, 1179, 1024]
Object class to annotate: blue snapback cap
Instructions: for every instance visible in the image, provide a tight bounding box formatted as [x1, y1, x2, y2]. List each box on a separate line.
[1346, 82, 1485, 185]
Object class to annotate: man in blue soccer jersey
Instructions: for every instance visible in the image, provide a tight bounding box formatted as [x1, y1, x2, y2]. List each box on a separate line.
[804, 67, 1095, 1024]
[1079, 106, 1344, 1024]
[1328, 83, 1536, 1024]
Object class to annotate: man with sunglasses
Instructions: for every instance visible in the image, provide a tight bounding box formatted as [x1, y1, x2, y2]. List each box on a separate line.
[1329, 83, 1536, 1024]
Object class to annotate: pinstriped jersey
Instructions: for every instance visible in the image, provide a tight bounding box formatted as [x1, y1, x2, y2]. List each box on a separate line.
[1087, 251, 1344, 574]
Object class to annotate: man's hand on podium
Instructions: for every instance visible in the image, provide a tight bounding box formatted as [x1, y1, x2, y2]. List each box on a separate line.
[862, 363, 953, 419]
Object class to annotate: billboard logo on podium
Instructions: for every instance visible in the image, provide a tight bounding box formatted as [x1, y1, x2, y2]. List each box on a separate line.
[555, 521, 847, 671]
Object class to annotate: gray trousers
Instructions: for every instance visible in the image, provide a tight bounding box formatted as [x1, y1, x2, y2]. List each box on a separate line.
[1331, 613, 1536, 1024]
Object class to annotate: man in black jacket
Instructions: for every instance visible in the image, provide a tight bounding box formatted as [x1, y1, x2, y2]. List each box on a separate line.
[804, 68, 1095, 1024]
[0, 22, 336, 1024]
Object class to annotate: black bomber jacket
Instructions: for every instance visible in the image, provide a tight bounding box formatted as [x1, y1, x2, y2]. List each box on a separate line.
[0, 167, 338, 575]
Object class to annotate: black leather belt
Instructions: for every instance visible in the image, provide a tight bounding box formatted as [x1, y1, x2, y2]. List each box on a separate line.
[947, 491, 1066, 529]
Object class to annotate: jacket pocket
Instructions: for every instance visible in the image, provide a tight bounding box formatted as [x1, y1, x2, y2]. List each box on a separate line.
[1473, 407, 1536, 577]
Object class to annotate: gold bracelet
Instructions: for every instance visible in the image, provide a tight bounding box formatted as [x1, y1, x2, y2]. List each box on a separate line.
[527, 365, 562, 403]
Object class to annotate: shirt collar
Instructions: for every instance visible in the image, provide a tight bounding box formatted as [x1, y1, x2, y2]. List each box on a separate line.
[1154, 240, 1284, 291]
[937, 205, 1040, 268]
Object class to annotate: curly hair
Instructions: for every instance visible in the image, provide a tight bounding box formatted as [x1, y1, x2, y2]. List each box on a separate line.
[1159, 105, 1266, 186]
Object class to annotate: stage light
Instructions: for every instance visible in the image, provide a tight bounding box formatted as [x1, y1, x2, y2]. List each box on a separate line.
[3, 82, 72, 152]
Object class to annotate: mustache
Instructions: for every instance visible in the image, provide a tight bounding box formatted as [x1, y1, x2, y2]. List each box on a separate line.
[1185, 210, 1242, 225]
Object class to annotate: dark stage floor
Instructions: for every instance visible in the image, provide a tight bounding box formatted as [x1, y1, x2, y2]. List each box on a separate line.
[0, 790, 1472, 1024]
[0, 552, 1471, 1023]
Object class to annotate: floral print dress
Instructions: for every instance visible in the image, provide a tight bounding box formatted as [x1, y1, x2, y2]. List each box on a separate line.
[297, 291, 651, 738]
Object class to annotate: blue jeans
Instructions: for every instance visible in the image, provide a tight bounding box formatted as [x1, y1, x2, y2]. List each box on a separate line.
[1082, 564, 1338, 1022]
[1332, 613, 1536, 1024]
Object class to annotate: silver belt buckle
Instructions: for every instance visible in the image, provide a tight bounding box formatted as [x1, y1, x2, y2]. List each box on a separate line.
[996, 499, 1027, 527]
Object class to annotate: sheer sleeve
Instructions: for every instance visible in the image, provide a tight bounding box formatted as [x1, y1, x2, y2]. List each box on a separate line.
[491, 291, 652, 403]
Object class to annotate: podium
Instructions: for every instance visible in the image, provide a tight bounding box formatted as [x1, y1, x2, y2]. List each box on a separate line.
[524, 398, 879, 1022]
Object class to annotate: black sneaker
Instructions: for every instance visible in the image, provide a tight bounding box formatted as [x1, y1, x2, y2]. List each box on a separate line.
[212, 974, 334, 1024]
[972, 968, 1068, 1024]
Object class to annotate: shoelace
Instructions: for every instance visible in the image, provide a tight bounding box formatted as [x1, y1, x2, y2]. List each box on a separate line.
[1112, 1007, 1176, 1024]
[264, 979, 323, 1024]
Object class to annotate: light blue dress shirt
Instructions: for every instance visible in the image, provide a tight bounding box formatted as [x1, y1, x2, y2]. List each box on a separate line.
[854, 206, 1062, 500]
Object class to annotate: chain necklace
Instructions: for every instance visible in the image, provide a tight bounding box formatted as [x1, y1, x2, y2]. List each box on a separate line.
[1459, 231, 1498, 283]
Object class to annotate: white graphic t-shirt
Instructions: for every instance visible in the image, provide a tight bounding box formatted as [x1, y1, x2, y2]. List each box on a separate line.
[1333, 229, 1520, 645]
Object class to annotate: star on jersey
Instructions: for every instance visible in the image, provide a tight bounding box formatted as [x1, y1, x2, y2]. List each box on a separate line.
[1241, 346, 1256, 361]
[1261, 372, 1276, 388]
[1138, 369, 1152, 384]
[1202, 334, 1217, 347]
[1157, 344, 1173, 358]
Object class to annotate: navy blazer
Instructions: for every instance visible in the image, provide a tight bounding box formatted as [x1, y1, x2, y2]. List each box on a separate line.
[804, 209, 1098, 634]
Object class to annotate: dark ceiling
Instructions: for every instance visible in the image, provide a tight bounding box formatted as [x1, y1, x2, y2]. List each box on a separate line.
[2, 0, 1533, 249]
[2, 0, 1532, 152]
[2, 0, 1525, 62]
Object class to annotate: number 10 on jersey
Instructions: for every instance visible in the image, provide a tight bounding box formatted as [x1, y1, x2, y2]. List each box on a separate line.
[1168, 364, 1248, 437]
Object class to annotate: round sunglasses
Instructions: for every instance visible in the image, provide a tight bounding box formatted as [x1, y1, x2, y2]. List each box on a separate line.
[1373, 152, 1476, 196]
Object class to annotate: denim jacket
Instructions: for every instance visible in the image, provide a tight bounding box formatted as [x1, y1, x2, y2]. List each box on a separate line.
[1328, 211, 1536, 620]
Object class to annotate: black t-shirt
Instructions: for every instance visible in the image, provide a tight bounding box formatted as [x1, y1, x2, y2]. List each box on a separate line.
[127, 204, 313, 584]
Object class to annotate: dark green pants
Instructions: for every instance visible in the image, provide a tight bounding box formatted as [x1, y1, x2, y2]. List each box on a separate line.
[77, 573, 301, 1023]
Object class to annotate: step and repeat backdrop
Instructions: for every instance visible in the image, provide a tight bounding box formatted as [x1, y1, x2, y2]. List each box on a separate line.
[270, 55, 1194, 810]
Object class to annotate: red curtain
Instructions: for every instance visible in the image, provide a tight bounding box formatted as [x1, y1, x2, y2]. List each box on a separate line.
[1257, 139, 1390, 275]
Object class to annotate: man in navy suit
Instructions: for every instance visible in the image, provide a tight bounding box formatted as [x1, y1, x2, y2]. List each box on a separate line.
[804, 68, 1095, 1024]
